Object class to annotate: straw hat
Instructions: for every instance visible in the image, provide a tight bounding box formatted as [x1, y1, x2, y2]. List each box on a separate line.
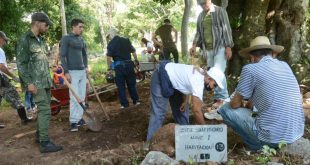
[239, 36, 284, 58]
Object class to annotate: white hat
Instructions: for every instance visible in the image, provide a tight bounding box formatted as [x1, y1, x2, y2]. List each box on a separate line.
[207, 67, 224, 89]
[106, 28, 118, 39]
[239, 36, 284, 58]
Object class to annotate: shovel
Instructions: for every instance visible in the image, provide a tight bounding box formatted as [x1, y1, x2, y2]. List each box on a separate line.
[64, 78, 102, 132]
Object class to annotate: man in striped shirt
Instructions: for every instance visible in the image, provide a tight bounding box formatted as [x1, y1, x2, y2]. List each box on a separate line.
[219, 36, 305, 150]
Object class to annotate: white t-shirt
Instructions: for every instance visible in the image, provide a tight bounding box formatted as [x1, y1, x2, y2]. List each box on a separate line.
[165, 63, 205, 101]
[0, 48, 7, 74]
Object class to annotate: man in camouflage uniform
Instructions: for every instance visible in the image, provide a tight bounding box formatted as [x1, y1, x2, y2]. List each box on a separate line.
[0, 31, 31, 128]
[16, 12, 62, 153]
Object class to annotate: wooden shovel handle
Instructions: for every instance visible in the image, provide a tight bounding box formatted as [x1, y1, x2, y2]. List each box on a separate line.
[64, 77, 87, 110]
[88, 75, 110, 120]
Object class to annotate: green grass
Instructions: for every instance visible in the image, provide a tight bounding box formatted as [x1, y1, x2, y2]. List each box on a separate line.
[89, 57, 109, 86]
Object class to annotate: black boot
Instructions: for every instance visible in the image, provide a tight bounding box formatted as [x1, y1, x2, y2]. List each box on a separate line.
[17, 108, 32, 124]
[40, 140, 63, 153]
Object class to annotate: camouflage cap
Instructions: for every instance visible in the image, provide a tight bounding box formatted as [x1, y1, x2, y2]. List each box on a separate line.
[31, 12, 53, 26]
[0, 31, 9, 42]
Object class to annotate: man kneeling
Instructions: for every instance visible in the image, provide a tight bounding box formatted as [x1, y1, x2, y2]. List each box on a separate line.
[219, 36, 305, 151]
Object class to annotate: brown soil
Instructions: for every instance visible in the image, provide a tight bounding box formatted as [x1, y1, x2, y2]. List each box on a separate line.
[0, 81, 309, 164]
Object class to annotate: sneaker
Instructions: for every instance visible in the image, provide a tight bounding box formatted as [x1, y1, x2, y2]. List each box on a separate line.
[143, 141, 151, 151]
[32, 105, 37, 113]
[77, 119, 86, 127]
[204, 110, 223, 120]
[26, 109, 33, 120]
[134, 101, 141, 106]
[0, 123, 5, 128]
[70, 123, 78, 132]
[40, 140, 63, 153]
[120, 105, 129, 109]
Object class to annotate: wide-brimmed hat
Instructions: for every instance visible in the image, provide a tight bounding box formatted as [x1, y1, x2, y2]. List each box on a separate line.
[239, 36, 284, 58]
[0, 31, 9, 42]
[207, 67, 224, 89]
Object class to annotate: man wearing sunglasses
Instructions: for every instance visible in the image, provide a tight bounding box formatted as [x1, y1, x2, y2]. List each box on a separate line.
[146, 61, 225, 142]
[16, 12, 63, 153]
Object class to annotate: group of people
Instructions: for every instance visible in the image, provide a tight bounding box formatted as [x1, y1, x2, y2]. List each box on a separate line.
[0, 0, 306, 155]
[0, 12, 90, 153]
[144, 0, 305, 153]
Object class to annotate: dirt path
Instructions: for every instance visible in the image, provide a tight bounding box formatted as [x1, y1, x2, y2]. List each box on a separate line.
[0, 82, 152, 164]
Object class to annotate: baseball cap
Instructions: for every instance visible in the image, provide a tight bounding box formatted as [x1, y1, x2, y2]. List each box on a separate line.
[31, 12, 53, 26]
[0, 31, 9, 42]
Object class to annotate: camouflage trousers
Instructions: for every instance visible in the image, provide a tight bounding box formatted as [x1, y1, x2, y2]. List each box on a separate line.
[0, 74, 24, 109]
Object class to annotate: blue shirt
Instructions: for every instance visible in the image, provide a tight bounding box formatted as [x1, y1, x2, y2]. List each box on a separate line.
[237, 55, 304, 144]
[107, 36, 135, 61]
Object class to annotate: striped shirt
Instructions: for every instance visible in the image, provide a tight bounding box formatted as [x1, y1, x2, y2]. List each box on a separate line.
[237, 55, 304, 144]
[193, 4, 234, 54]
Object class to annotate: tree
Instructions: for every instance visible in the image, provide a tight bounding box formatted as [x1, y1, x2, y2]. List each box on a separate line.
[226, 0, 310, 84]
[181, 0, 193, 58]
[60, 0, 67, 36]
[155, 0, 310, 85]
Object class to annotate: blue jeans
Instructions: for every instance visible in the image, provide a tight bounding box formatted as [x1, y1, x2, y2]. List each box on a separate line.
[114, 61, 139, 107]
[69, 70, 87, 124]
[218, 103, 278, 150]
[146, 69, 189, 141]
[206, 46, 229, 100]
[25, 91, 35, 111]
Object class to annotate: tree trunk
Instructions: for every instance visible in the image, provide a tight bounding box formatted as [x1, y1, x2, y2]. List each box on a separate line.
[181, 0, 192, 59]
[271, 0, 310, 81]
[226, 0, 310, 90]
[59, 0, 67, 36]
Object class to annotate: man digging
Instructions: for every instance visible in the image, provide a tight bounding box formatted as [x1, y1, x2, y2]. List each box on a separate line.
[146, 61, 225, 143]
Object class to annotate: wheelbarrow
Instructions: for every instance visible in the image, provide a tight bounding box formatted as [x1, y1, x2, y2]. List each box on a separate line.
[135, 62, 156, 82]
[50, 87, 70, 116]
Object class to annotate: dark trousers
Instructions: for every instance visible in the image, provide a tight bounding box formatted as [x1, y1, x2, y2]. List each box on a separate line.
[163, 47, 179, 63]
[115, 62, 139, 107]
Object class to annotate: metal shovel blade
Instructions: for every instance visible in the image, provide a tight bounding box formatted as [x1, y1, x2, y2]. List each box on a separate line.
[83, 111, 102, 132]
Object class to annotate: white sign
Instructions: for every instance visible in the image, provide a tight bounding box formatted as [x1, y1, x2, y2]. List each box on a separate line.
[175, 125, 227, 163]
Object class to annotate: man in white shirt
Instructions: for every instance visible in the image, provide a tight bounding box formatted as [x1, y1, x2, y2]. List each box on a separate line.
[146, 61, 225, 141]
[0, 31, 31, 128]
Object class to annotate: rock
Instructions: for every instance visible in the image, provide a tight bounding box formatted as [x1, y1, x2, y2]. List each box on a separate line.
[281, 137, 310, 164]
[140, 151, 179, 165]
[150, 123, 176, 156]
